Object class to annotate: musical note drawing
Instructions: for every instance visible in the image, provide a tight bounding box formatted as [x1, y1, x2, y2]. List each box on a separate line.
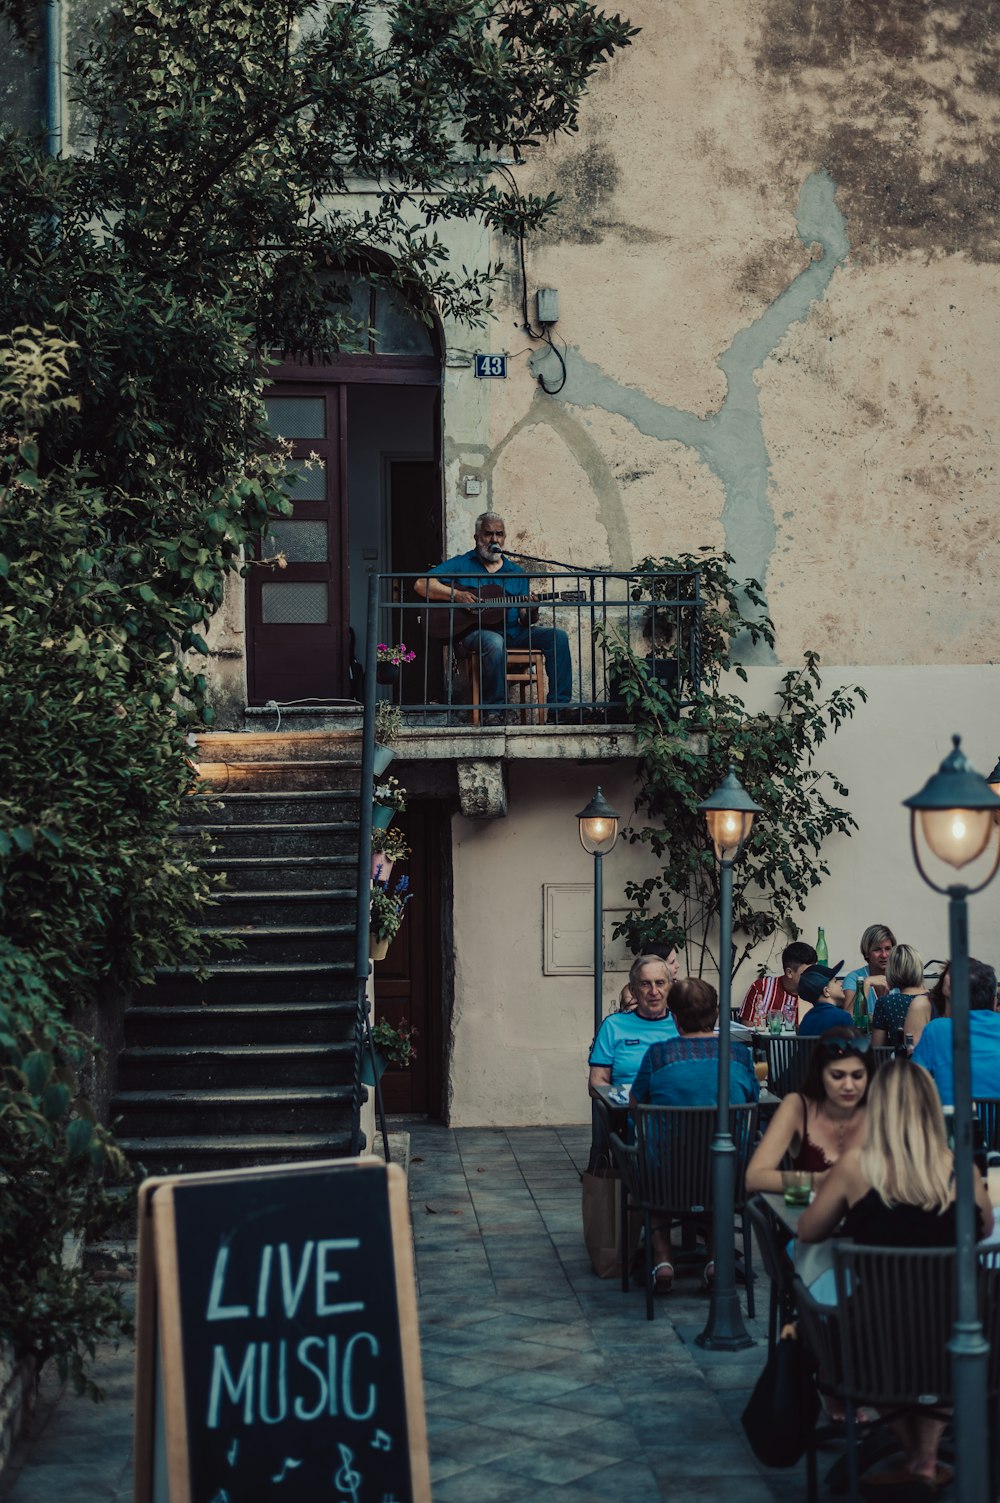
[226, 1439, 239, 1467]
[333, 1442, 362, 1503]
[272, 1458, 303, 1483]
[370, 1429, 393, 1452]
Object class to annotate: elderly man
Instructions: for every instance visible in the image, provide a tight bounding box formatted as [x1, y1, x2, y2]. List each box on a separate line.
[913, 957, 1000, 1105]
[588, 954, 679, 1097]
[414, 511, 573, 725]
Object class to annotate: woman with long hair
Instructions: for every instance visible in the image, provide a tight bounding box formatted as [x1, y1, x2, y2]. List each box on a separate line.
[746, 1029, 874, 1194]
[797, 1058, 991, 1488]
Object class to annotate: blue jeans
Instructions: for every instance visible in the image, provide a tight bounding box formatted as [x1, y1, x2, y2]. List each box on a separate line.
[460, 623, 572, 705]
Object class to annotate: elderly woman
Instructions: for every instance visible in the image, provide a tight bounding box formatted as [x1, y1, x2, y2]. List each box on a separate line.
[746, 1029, 874, 1194]
[870, 943, 930, 1049]
[628, 976, 757, 1292]
[796, 1059, 990, 1489]
[842, 923, 896, 1019]
[588, 951, 679, 1098]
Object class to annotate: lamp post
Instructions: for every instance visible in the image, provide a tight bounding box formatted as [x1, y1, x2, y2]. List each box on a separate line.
[695, 766, 762, 1352]
[578, 787, 620, 1160]
[903, 736, 1000, 1503]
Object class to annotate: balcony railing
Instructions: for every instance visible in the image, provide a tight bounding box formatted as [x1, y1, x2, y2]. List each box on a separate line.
[363, 569, 704, 728]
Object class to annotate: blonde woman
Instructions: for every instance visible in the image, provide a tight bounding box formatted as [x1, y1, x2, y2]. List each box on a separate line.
[798, 1059, 991, 1488]
[870, 943, 929, 1049]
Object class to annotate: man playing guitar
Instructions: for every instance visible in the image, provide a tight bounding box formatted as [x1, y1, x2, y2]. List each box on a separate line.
[414, 512, 574, 724]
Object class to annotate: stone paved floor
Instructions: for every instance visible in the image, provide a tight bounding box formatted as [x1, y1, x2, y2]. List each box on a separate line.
[0, 1121, 842, 1502]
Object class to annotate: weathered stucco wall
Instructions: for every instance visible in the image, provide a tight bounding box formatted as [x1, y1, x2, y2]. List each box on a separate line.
[441, 0, 1000, 673]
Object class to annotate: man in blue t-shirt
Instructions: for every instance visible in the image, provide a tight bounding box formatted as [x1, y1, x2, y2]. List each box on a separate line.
[796, 961, 855, 1036]
[589, 956, 678, 1094]
[414, 512, 573, 724]
[913, 958, 1000, 1106]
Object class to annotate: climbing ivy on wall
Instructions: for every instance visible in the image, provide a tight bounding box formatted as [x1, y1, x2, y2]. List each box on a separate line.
[602, 550, 867, 979]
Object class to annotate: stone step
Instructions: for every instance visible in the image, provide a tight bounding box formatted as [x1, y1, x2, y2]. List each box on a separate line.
[183, 789, 361, 825]
[150, 961, 358, 1006]
[117, 1132, 360, 1176]
[177, 821, 360, 860]
[123, 1001, 358, 1047]
[111, 1085, 354, 1135]
[117, 1042, 355, 1090]
[202, 923, 356, 966]
[202, 855, 357, 892]
[211, 889, 357, 926]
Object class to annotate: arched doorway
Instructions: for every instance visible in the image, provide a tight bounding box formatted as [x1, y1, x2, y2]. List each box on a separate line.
[249, 279, 442, 705]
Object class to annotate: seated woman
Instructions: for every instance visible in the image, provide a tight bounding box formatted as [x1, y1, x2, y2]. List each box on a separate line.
[796, 1058, 990, 1490]
[629, 977, 757, 1293]
[903, 960, 949, 1050]
[870, 943, 929, 1049]
[746, 1028, 874, 1194]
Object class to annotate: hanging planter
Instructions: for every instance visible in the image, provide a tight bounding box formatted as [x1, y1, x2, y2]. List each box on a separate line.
[372, 804, 394, 831]
[376, 662, 400, 687]
[373, 743, 394, 776]
[361, 1047, 388, 1085]
[370, 933, 391, 962]
[371, 853, 394, 883]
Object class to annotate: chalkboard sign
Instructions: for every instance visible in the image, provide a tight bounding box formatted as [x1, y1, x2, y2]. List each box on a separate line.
[134, 1159, 429, 1503]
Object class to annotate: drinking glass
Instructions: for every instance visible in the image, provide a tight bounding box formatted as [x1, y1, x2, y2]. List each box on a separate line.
[767, 1013, 783, 1036]
[781, 1170, 813, 1206]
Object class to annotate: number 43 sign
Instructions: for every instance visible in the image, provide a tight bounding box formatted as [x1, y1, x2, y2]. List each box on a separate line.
[474, 354, 507, 379]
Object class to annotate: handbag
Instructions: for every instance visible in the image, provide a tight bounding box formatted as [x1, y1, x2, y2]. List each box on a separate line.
[740, 1323, 820, 1468]
[581, 1159, 636, 1280]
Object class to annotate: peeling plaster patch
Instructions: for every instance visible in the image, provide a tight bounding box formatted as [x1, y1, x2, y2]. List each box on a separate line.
[756, 0, 1000, 263]
[530, 172, 849, 658]
[545, 141, 621, 244]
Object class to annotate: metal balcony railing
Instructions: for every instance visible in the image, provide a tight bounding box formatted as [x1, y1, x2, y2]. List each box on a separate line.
[363, 569, 704, 728]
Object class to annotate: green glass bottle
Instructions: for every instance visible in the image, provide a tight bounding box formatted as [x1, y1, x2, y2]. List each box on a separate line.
[815, 927, 828, 965]
[852, 986, 870, 1034]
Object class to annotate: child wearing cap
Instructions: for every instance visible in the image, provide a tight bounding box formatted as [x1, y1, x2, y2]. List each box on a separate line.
[796, 962, 855, 1037]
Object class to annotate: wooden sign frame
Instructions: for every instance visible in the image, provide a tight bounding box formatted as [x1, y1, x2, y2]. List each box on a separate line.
[133, 1158, 429, 1503]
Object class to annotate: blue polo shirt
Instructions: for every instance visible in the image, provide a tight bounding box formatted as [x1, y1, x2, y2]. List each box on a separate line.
[428, 550, 529, 631]
[797, 1001, 855, 1037]
[589, 1010, 679, 1090]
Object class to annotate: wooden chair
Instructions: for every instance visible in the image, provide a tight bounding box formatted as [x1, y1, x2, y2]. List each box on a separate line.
[613, 1102, 758, 1320]
[464, 648, 547, 726]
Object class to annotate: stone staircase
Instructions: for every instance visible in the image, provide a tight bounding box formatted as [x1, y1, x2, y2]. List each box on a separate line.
[112, 735, 365, 1175]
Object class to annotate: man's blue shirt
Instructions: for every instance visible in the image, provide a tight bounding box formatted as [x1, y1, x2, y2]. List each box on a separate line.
[428, 550, 528, 631]
[630, 1036, 759, 1107]
[589, 1010, 678, 1090]
[912, 1011, 1000, 1106]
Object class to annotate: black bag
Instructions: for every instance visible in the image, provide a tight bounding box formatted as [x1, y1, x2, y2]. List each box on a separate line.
[740, 1325, 820, 1468]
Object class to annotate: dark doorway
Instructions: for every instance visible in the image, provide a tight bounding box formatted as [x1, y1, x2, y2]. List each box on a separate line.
[374, 801, 444, 1116]
[389, 458, 444, 704]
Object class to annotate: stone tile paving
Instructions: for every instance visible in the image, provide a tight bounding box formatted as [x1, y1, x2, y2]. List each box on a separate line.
[1, 1122, 847, 1502]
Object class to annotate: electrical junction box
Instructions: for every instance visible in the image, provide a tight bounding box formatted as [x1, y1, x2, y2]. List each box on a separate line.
[536, 287, 559, 325]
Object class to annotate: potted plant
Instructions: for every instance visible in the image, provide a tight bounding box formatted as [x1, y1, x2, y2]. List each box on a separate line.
[362, 1016, 419, 1084]
[373, 774, 406, 830]
[369, 875, 412, 961]
[371, 824, 410, 883]
[375, 641, 416, 687]
[374, 699, 403, 775]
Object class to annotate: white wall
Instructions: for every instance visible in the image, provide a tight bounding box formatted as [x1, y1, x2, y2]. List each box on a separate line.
[447, 665, 1000, 1126]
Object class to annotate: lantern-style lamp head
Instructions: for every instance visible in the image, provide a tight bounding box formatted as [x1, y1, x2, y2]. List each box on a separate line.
[577, 786, 620, 856]
[903, 736, 1000, 890]
[697, 766, 763, 863]
[988, 752, 1000, 808]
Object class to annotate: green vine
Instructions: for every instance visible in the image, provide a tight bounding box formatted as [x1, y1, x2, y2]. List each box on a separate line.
[600, 550, 867, 979]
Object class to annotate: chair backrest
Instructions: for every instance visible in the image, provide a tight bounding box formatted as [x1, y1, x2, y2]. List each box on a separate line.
[764, 1035, 818, 1097]
[747, 1194, 792, 1292]
[872, 1046, 895, 1071]
[975, 1098, 1000, 1153]
[832, 1244, 956, 1406]
[631, 1102, 758, 1216]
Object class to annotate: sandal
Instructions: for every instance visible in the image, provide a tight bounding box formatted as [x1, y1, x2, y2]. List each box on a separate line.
[652, 1261, 674, 1294]
[702, 1260, 715, 1290]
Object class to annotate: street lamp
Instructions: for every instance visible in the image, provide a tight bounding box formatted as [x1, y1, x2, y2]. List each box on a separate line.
[903, 735, 1000, 1503]
[695, 766, 762, 1352]
[577, 786, 620, 1044]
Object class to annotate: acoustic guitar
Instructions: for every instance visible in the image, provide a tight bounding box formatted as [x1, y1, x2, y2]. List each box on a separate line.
[420, 581, 586, 641]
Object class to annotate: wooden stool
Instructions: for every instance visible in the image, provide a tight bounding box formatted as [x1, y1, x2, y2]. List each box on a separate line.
[465, 648, 547, 725]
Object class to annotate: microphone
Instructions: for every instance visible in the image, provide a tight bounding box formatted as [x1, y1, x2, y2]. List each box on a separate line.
[488, 544, 503, 556]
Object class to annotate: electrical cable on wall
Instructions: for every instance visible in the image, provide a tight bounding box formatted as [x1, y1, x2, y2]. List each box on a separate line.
[499, 164, 568, 396]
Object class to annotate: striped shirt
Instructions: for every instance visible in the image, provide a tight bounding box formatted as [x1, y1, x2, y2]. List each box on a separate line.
[737, 975, 798, 1029]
